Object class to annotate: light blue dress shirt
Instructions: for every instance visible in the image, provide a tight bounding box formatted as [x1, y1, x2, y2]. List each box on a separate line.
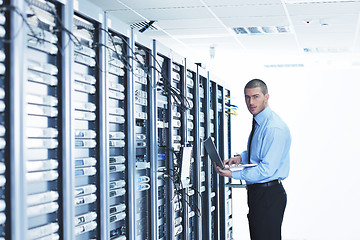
[232, 106, 291, 184]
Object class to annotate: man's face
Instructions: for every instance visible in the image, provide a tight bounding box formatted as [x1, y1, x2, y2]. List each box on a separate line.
[245, 87, 269, 116]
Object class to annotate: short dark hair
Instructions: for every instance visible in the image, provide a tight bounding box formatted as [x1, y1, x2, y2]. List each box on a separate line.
[244, 79, 268, 95]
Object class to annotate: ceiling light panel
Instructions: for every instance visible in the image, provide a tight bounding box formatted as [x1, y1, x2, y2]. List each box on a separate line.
[233, 26, 291, 35]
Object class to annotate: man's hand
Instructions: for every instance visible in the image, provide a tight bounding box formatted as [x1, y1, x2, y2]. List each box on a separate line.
[213, 162, 232, 178]
[223, 155, 241, 166]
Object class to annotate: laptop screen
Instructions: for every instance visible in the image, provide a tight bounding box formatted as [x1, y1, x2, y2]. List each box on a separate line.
[203, 137, 225, 169]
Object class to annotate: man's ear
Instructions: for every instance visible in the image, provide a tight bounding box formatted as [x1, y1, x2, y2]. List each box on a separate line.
[265, 93, 269, 103]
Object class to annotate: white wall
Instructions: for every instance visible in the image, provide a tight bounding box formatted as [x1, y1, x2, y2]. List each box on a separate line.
[206, 53, 360, 240]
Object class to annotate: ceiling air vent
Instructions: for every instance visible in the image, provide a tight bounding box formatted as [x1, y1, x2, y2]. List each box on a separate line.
[131, 20, 157, 33]
[233, 26, 291, 35]
[264, 64, 304, 68]
[303, 47, 349, 53]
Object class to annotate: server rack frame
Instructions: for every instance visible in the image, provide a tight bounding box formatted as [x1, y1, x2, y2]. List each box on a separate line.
[9, 0, 27, 239]
[60, 0, 75, 239]
[218, 85, 227, 240]
[149, 39, 158, 240]
[210, 80, 221, 240]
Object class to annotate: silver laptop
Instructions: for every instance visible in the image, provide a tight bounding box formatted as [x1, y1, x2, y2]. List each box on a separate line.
[203, 137, 257, 172]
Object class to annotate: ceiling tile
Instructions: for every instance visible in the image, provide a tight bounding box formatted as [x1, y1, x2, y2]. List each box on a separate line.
[208, 4, 286, 18]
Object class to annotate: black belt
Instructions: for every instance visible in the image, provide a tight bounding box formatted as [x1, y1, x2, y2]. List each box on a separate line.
[246, 179, 282, 190]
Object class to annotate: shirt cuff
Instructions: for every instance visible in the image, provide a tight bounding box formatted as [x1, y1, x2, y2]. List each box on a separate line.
[240, 151, 248, 164]
[231, 170, 243, 180]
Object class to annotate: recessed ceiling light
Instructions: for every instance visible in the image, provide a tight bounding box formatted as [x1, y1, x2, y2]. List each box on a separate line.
[232, 26, 291, 35]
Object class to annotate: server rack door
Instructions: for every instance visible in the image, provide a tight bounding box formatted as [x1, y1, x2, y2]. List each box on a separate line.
[198, 68, 211, 240]
[184, 63, 198, 240]
[24, 1, 65, 239]
[209, 80, 220, 240]
[132, 40, 152, 240]
[72, 13, 101, 240]
[170, 59, 187, 240]
[217, 84, 226, 240]
[224, 88, 233, 240]
[106, 28, 130, 240]
[155, 52, 174, 240]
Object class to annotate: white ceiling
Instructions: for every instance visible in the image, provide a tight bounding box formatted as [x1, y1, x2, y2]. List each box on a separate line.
[87, 0, 360, 62]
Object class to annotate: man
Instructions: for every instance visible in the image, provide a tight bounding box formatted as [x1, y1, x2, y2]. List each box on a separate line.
[215, 79, 291, 240]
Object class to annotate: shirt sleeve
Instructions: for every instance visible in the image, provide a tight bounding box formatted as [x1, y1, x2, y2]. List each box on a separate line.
[232, 127, 288, 183]
[240, 150, 248, 164]
[232, 150, 248, 180]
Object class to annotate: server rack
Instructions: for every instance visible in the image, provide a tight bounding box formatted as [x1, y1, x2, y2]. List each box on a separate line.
[154, 42, 189, 240]
[24, 1, 64, 240]
[184, 61, 198, 240]
[198, 66, 212, 239]
[105, 14, 131, 240]
[71, 10, 102, 240]
[154, 47, 174, 240]
[170, 55, 186, 240]
[223, 88, 234, 240]
[209, 80, 220, 240]
[1, 0, 233, 239]
[132, 31, 153, 240]
[217, 84, 226, 240]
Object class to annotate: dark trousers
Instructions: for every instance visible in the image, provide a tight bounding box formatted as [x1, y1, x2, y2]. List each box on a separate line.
[247, 182, 287, 240]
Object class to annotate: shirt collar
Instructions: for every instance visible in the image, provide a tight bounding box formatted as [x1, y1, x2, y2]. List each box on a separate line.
[254, 106, 271, 126]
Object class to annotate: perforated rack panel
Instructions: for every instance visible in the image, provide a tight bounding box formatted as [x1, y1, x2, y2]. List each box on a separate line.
[106, 28, 128, 240]
[133, 41, 152, 240]
[25, 1, 61, 239]
[72, 13, 100, 239]
[0, 1, 7, 239]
